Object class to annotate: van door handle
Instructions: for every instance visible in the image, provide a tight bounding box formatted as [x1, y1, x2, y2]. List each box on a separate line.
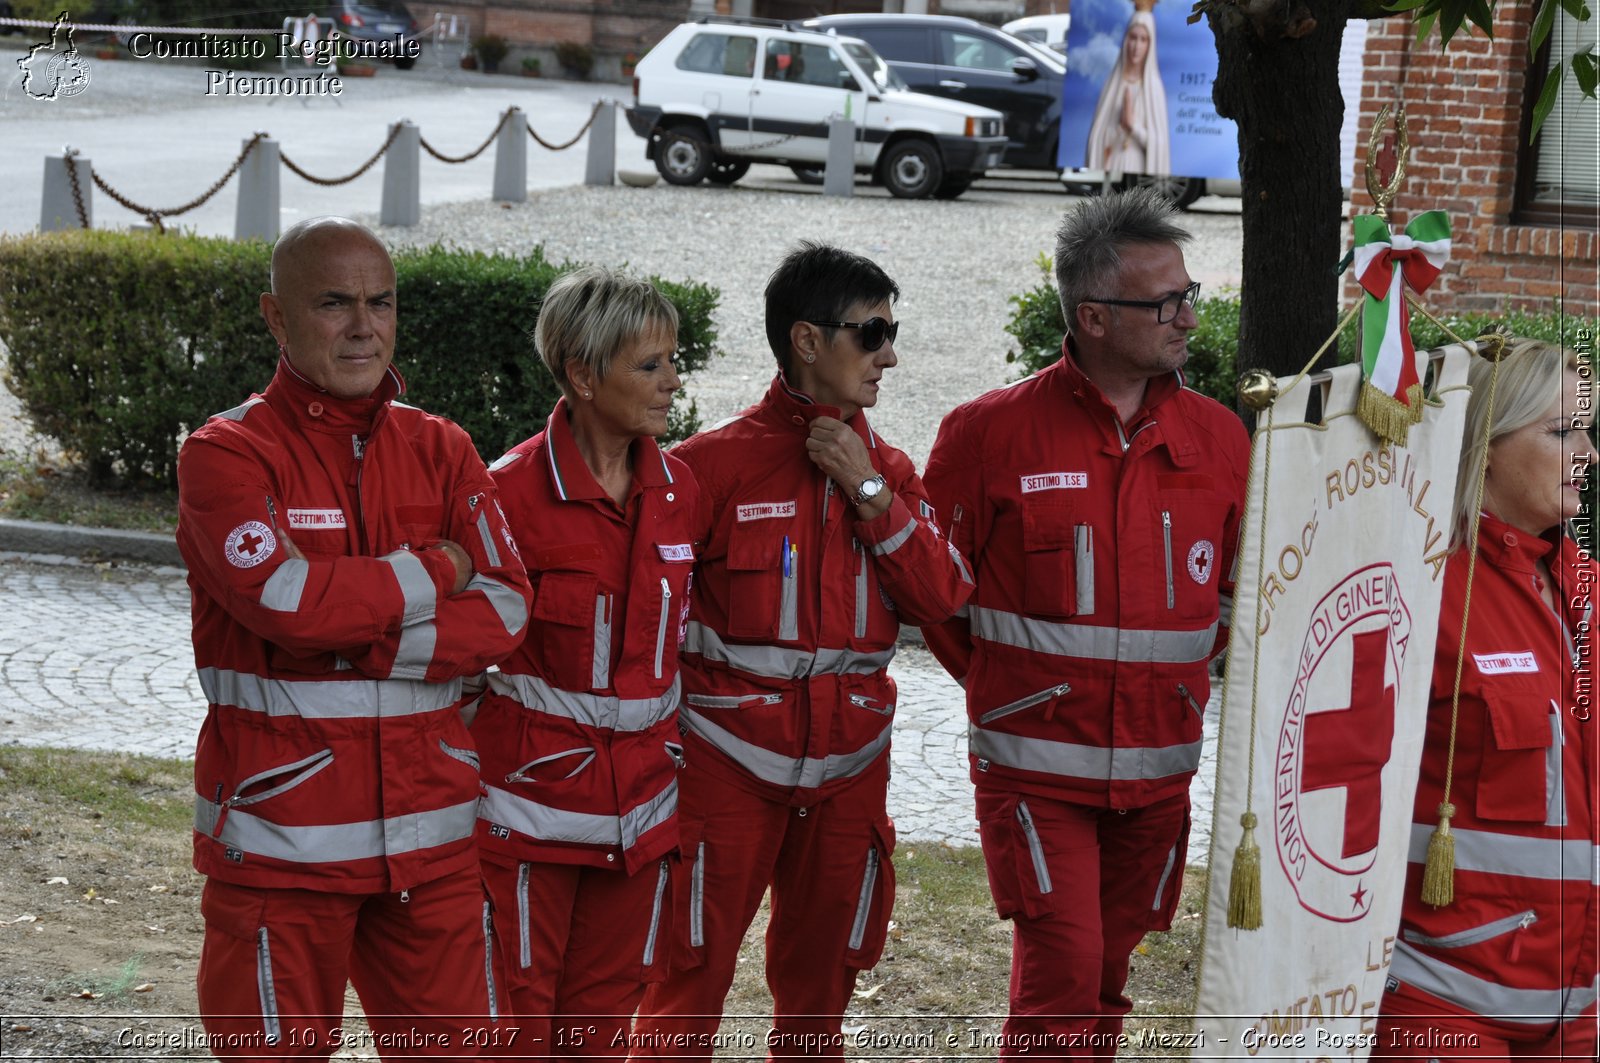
[939, 80, 967, 90]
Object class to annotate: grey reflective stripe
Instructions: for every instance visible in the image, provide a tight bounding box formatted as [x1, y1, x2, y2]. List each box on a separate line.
[1218, 593, 1234, 629]
[1151, 837, 1179, 911]
[481, 900, 499, 1021]
[1402, 909, 1535, 949]
[1016, 800, 1053, 894]
[969, 725, 1203, 782]
[478, 776, 677, 852]
[488, 450, 523, 472]
[854, 541, 868, 639]
[1074, 525, 1094, 615]
[592, 595, 612, 689]
[1407, 823, 1598, 883]
[690, 842, 705, 947]
[475, 510, 502, 570]
[467, 573, 528, 637]
[1390, 940, 1600, 1024]
[1545, 709, 1566, 827]
[216, 396, 265, 422]
[230, 750, 333, 809]
[870, 517, 917, 558]
[260, 558, 309, 613]
[968, 606, 1217, 665]
[487, 671, 681, 732]
[642, 860, 670, 966]
[391, 619, 438, 681]
[517, 862, 532, 969]
[199, 667, 464, 719]
[849, 847, 879, 950]
[384, 549, 438, 625]
[194, 797, 477, 863]
[947, 541, 974, 586]
[681, 705, 890, 790]
[257, 928, 281, 1046]
[683, 622, 895, 679]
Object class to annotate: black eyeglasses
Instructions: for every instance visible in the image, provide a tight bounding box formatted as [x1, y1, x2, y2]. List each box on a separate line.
[1080, 281, 1201, 324]
[806, 317, 899, 352]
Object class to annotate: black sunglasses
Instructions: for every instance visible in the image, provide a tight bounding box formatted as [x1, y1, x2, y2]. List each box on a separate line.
[1079, 281, 1202, 324]
[806, 316, 900, 352]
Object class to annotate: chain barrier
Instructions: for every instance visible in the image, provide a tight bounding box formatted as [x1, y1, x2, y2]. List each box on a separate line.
[65, 134, 267, 233]
[62, 150, 90, 229]
[420, 108, 513, 163]
[527, 102, 602, 151]
[280, 122, 404, 185]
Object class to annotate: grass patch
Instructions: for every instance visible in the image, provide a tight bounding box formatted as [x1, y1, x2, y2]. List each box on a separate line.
[0, 747, 192, 832]
[0, 449, 177, 532]
[43, 954, 150, 1002]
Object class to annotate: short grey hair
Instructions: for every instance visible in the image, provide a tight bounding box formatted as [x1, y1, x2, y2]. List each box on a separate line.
[1053, 188, 1191, 335]
[535, 266, 679, 398]
[1452, 336, 1584, 546]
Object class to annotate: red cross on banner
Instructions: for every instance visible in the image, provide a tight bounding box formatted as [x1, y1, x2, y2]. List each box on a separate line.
[1301, 628, 1397, 860]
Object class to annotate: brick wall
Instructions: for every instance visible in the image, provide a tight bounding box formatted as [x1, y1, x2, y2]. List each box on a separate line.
[1353, 7, 1597, 316]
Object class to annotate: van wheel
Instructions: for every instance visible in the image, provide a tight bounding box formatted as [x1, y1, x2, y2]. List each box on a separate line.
[1121, 173, 1204, 209]
[881, 140, 943, 199]
[789, 164, 825, 185]
[932, 175, 973, 199]
[656, 128, 713, 186]
[708, 159, 751, 185]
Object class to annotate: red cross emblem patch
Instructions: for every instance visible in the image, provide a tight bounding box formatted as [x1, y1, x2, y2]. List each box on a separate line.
[1274, 563, 1411, 923]
[224, 520, 277, 569]
[1187, 539, 1216, 585]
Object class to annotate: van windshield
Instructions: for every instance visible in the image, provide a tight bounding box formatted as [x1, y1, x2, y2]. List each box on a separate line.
[841, 41, 906, 92]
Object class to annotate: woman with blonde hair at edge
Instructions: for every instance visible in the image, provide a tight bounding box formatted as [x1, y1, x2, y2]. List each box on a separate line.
[1084, 9, 1170, 175]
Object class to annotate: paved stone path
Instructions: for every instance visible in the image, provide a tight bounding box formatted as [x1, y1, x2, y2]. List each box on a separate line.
[0, 551, 1217, 862]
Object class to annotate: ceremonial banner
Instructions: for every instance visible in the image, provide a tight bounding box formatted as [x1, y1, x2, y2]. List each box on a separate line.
[1194, 351, 1472, 1059]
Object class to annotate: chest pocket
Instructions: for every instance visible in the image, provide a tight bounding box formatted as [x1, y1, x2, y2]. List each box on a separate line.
[724, 522, 793, 641]
[394, 503, 445, 550]
[1021, 495, 1084, 620]
[532, 570, 605, 692]
[1476, 683, 1555, 823]
[1152, 492, 1230, 620]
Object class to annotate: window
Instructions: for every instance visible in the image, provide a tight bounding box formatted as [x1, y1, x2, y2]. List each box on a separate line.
[1516, 6, 1599, 225]
[853, 25, 931, 63]
[763, 39, 853, 90]
[676, 32, 756, 78]
[938, 30, 1018, 73]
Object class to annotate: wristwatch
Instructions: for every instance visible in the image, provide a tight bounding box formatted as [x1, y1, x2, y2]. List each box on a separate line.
[852, 474, 886, 507]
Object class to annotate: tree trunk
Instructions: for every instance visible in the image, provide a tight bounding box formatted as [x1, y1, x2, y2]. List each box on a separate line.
[1209, 0, 1353, 383]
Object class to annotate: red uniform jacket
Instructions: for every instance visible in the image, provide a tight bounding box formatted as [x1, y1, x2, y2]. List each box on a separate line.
[922, 348, 1249, 809]
[472, 401, 700, 875]
[1388, 516, 1599, 1033]
[177, 361, 532, 893]
[674, 375, 974, 807]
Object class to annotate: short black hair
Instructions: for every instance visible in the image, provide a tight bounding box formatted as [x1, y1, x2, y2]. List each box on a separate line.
[764, 241, 900, 372]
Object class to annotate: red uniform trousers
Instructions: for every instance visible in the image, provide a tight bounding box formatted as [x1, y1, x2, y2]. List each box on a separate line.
[631, 759, 895, 1062]
[483, 856, 673, 1060]
[197, 865, 500, 1061]
[975, 790, 1189, 1060]
[1375, 987, 1598, 1061]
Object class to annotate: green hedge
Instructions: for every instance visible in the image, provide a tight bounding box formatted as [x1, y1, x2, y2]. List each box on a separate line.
[1005, 257, 1597, 409]
[0, 230, 720, 485]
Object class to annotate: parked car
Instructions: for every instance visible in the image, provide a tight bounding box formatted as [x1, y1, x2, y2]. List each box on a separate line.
[626, 17, 1007, 199]
[1002, 13, 1070, 55]
[801, 13, 1064, 173]
[327, 0, 419, 68]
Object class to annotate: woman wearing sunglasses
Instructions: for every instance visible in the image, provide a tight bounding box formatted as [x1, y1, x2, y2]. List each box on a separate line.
[631, 242, 974, 1059]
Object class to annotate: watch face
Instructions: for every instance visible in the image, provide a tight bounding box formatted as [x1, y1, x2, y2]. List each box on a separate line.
[857, 475, 884, 502]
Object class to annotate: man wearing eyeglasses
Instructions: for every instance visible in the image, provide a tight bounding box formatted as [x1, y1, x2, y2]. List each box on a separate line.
[923, 189, 1249, 1058]
[632, 242, 973, 1059]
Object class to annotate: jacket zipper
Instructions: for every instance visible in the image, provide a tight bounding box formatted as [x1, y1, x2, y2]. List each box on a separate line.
[642, 859, 670, 966]
[654, 577, 671, 679]
[854, 538, 869, 638]
[848, 693, 894, 715]
[1015, 800, 1054, 894]
[1402, 909, 1538, 952]
[1162, 510, 1174, 609]
[978, 683, 1070, 725]
[848, 846, 880, 950]
[516, 862, 532, 968]
[685, 692, 784, 709]
[1177, 683, 1204, 720]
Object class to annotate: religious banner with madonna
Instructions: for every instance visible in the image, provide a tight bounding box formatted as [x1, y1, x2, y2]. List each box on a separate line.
[1193, 350, 1473, 1058]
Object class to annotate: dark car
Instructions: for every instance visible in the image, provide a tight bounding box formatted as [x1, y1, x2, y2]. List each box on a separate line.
[801, 13, 1064, 172]
[328, 0, 419, 68]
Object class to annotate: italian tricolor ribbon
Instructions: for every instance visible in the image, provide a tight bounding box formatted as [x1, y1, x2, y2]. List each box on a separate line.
[1351, 210, 1451, 443]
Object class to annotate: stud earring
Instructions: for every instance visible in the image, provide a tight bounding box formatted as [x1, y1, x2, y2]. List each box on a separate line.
[803, 354, 816, 364]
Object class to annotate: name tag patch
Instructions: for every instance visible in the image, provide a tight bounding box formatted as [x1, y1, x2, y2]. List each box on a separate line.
[287, 508, 348, 529]
[737, 501, 796, 522]
[657, 543, 695, 563]
[1020, 472, 1087, 493]
[1473, 651, 1539, 675]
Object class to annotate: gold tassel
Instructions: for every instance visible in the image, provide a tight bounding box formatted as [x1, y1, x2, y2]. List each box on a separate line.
[1420, 801, 1457, 907]
[1356, 381, 1425, 445]
[1227, 811, 1263, 930]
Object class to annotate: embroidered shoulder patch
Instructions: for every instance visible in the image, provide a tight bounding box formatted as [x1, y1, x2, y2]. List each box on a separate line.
[224, 521, 276, 569]
[1187, 540, 1216, 585]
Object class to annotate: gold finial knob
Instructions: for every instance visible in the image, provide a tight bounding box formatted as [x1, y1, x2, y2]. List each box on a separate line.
[1238, 369, 1279, 411]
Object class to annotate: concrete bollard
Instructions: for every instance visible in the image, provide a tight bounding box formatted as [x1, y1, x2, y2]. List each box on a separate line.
[41, 153, 94, 231]
[584, 100, 616, 187]
[493, 107, 528, 203]
[824, 118, 855, 198]
[234, 136, 280, 241]
[380, 120, 421, 227]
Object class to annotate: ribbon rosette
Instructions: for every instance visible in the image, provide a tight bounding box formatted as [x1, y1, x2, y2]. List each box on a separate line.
[1351, 210, 1452, 443]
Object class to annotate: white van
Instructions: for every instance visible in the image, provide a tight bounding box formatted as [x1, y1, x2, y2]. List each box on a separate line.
[1003, 14, 1071, 55]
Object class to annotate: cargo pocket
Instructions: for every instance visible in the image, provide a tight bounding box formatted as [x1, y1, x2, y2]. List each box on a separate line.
[1153, 497, 1229, 620]
[531, 571, 601, 691]
[198, 881, 283, 1046]
[844, 816, 897, 970]
[1477, 692, 1554, 823]
[725, 525, 787, 640]
[640, 857, 675, 983]
[976, 793, 1052, 921]
[1146, 807, 1190, 931]
[1021, 496, 1077, 619]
